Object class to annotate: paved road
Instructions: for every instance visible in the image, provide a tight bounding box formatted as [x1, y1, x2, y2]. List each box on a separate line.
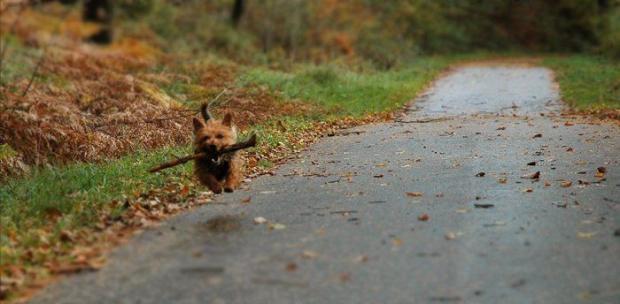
[31, 66, 620, 304]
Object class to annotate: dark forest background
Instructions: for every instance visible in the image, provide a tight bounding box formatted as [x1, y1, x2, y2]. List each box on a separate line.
[98, 0, 620, 67]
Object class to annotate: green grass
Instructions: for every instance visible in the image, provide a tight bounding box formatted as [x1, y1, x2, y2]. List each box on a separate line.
[0, 34, 43, 86]
[543, 55, 620, 110]
[239, 57, 454, 116]
[0, 144, 198, 268]
[0, 145, 192, 235]
[1, 34, 73, 90]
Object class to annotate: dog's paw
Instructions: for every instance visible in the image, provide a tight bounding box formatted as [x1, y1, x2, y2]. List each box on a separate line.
[224, 187, 234, 193]
[210, 187, 223, 194]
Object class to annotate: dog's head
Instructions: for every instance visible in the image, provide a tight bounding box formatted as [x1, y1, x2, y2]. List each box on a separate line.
[193, 104, 237, 156]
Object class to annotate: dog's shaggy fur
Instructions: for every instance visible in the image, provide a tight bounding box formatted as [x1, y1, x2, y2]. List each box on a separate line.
[193, 104, 242, 193]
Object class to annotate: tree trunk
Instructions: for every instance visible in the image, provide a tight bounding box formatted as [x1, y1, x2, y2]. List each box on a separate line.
[83, 0, 113, 44]
[231, 0, 244, 27]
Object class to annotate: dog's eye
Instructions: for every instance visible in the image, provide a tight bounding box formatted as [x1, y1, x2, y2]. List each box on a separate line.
[202, 136, 210, 141]
[216, 134, 224, 139]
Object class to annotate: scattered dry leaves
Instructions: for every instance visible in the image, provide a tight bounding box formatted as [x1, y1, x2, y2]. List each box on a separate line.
[406, 192, 423, 197]
[417, 213, 430, 221]
[595, 167, 606, 178]
[560, 180, 572, 188]
[522, 171, 540, 180]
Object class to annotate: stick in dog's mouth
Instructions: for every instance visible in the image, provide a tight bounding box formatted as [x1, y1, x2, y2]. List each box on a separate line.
[148, 133, 257, 173]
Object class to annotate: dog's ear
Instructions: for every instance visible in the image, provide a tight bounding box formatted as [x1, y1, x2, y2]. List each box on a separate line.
[193, 117, 205, 132]
[201, 103, 212, 121]
[222, 113, 233, 127]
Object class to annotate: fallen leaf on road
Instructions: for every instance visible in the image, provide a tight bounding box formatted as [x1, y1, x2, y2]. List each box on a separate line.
[354, 255, 369, 263]
[392, 238, 403, 247]
[418, 213, 430, 221]
[456, 208, 469, 213]
[578, 180, 590, 185]
[544, 180, 551, 187]
[522, 188, 533, 193]
[498, 177, 508, 184]
[522, 171, 540, 180]
[527, 161, 536, 166]
[474, 203, 494, 209]
[269, 223, 286, 230]
[253, 217, 267, 224]
[564, 122, 575, 126]
[373, 174, 384, 178]
[475, 172, 486, 177]
[285, 262, 298, 272]
[553, 202, 568, 208]
[241, 196, 252, 204]
[532, 133, 542, 138]
[435, 192, 444, 197]
[566, 147, 574, 152]
[496, 126, 506, 130]
[444, 232, 456, 240]
[560, 180, 572, 188]
[483, 221, 506, 227]
[301, 250, 319, 259]
[595, 167, 606, 178]
[339, 272, 351, 283]
[406, 192, 423, 197]
[577, 232, 597, 239]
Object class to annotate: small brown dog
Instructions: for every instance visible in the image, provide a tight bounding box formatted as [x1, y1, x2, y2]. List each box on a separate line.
[193, 103, 242, 193]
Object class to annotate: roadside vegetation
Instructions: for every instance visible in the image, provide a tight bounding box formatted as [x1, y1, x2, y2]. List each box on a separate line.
[240, 59, 452, 116]
[543, 55, 620, 111]
[1, 0, 619, 301]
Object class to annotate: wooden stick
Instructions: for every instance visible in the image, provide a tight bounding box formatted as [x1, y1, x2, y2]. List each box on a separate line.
[148, 153, 206, 173]
[148, 134, 257, 173]
[221, 133, 257, 154]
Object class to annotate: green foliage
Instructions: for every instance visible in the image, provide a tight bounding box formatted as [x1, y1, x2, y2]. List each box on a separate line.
[249, 116, 315, 149]
[600, 7, 620, 58]
[113, 0, 619, 63]
[121, 0, 256, 60]
[355, 30, 416, 69]
[117, 0, 155, 18]
[0, 145, 193, 231]
[544, 55, 620, 109]
[0, 35, 42, 86]
[240, 57, 453, 116]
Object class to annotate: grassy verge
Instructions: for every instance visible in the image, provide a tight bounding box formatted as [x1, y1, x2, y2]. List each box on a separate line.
[543, 55, 620, 110]
[240, 57, 453, 116]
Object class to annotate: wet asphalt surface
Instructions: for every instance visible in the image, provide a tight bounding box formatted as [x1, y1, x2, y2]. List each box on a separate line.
[31, 66, 620, 303]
